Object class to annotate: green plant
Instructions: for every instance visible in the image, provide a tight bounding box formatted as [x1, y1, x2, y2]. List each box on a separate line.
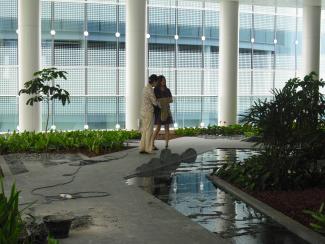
[0, 130, 141, 155]
[0, 179, 24, 244]
[48, 236, 60, 244]
[18, 68, 70, 132]
[304, 203, 325, 234]
[216, 72, 325, 190]
[242, 72, 325, 159]
[174, 127, 201, 137]
[174, 124, 260, 137]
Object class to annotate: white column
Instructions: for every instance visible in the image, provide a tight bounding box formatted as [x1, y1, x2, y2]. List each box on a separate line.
[218, 0, 239, 126]
[303, 5, 321, 76]
[18, 0, 41, 132]
[125, 0, 147, 130]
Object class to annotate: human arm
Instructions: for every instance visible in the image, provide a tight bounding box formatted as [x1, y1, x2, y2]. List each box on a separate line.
[148, 87, 158, 107]
[168, 89, 173, 103]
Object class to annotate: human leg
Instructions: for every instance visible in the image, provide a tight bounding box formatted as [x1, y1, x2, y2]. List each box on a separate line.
[164, 124, 170, 148]
[152, 124, 161, 149]
[139, 112, 154, 153]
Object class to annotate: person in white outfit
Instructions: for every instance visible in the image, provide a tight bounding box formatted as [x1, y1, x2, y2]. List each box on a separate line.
[139, 74, 158, 154]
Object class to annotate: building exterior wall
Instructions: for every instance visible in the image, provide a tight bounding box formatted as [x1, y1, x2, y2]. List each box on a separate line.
[0, 0, 305, 131]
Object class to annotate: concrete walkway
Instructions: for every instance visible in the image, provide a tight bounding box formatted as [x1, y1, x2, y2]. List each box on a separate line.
[1, 137, 253, 244]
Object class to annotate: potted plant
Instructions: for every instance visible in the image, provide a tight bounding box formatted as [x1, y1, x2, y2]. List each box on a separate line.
[43, 215, 74, 239]
[18, 68, 70, 132]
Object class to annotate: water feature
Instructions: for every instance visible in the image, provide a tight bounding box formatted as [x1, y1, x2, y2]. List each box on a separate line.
[126, 149, 309, 244]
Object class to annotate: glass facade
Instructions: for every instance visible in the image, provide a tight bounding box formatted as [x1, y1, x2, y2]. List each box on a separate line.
[0, 0, 304, 131]
[237, 5, 302, 119]
[0, 0, 18, 132]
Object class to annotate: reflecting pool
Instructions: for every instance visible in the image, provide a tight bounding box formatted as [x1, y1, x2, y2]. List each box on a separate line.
[126, 149, 308, 244]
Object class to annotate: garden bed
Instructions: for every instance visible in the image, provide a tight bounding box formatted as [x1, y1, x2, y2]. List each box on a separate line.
[213, 173, 325, 232]
[155, 131, 179, 141]
[43, 145, 136, 158]
[0, 130, 141, 155]
[251, 188, 325, 228]
[209, 175, 325, 244]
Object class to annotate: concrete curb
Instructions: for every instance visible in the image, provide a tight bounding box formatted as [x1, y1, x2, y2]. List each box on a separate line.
[208, 175, 325, 244]
[0, 155, 11, 177]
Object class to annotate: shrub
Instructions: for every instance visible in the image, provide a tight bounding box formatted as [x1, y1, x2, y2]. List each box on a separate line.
[174, 127, 201, 137]
[0, 179, 24, 244]
[48, 236, 60, 244]
[174, 124, 259, 137]
[0, 130, 141, 155]
[216, 72, 325, 190]
[304, 203, 325, 234]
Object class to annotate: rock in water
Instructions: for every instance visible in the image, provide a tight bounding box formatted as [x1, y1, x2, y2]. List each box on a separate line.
[160, 149, 172, 163]
[181, 148, 197, 163]
[169, 153, 182, 164]
[136, 158, 161, 172]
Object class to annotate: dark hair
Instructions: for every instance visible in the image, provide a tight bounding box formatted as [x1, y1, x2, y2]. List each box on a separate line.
[157, 75, 166, 83]
[157, 75, 166, 88]
[149, 74, 158, 84]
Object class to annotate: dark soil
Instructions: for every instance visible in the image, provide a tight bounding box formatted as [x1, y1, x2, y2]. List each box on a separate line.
[155, 131, 179, 140]
[251, 188, 325, 228]
[62, 146, 137, 157]
[0, 146, 136, 159]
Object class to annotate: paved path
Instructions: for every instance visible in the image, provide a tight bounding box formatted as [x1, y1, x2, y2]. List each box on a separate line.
[1, 137, 253, 244]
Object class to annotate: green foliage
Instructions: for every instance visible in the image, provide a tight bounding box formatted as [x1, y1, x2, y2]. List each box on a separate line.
[0, 130, 141, 155]
[174, 124, 259, 137]
[174, 127, 201, 136]
[304, 203, 325, 234]
[217, 148, 325, 191]
[0, 179, 24, 244]
[241, 72, 325, 155]
[216, 72, 325, 191]
[18, 68, 70, 132]
[48, 236, 60, 244]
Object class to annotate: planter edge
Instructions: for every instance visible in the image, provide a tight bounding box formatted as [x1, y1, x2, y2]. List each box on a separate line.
[208, 175, 325, 244]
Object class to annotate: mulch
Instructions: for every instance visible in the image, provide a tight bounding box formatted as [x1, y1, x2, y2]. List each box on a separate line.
[155, 132, 179, 140]
[251, 188, 325, 228]
[61, 146, 136, 157]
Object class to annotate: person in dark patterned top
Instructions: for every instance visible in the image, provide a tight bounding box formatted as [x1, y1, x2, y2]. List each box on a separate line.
[152, 75, 173, 149]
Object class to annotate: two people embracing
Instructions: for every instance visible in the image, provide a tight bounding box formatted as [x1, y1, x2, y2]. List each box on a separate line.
[139, 74, 173, 154]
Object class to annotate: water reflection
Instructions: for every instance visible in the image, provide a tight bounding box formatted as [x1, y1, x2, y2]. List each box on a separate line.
[127, 149, 308, 244]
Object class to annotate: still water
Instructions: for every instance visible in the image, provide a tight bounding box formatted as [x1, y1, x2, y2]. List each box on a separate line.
[126, 149, 308, 244]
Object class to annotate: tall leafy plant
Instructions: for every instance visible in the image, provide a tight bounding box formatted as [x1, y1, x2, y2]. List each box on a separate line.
[18, 68, 70, 132]
[304, 203, 325, 234]
[0, 179, 24, 243]
[242, 72, 325, 166]
[217, 72, 325, 190]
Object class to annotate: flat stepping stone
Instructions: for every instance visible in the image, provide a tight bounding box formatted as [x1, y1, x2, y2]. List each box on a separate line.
[181, 148, 197, 163]
[3, 155, 28, 175]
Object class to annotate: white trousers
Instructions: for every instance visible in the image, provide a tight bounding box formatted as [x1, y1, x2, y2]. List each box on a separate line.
[139, 112, 154, 153]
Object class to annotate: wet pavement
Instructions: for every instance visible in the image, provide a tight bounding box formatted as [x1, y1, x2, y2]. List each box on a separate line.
[127, 149, 309, 244]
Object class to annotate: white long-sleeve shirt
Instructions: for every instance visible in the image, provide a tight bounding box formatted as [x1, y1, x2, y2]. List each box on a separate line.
[141, 84, 158, 114]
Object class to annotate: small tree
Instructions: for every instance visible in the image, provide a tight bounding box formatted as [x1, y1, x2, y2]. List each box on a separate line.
[18, 68, 70, 132]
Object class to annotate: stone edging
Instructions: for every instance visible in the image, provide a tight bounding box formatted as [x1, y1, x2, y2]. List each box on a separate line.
[208, 175, 325, 244]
